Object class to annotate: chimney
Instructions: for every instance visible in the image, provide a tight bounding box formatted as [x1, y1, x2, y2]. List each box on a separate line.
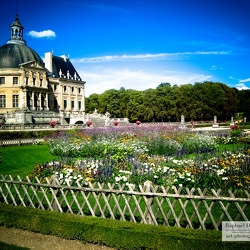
[44, 52, 53, 73]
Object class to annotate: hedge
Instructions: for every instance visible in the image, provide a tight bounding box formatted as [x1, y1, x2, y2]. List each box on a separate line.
[0, 204, 249, 249]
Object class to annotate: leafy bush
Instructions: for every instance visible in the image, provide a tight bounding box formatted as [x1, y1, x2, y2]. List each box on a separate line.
[1, 203, 248, 250]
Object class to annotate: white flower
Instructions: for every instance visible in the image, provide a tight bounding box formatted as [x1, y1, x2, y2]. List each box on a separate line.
[122, 176, 128, 182]
[115, 176, 121, 182]
[179, 184, 183, 187]
[217, 169, 225, 176]
[222, 177, 228, 180]
[163, 167, 169, 173]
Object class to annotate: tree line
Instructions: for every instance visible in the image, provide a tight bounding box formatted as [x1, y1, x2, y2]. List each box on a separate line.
[85, 81, 250, 122]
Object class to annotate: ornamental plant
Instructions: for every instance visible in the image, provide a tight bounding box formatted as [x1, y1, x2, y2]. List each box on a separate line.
[113, 121, 119, 126]
[49, 121, 57, 127]
[30, 124, 250, 191]
[86, 120, 92, 127]
[230, 124, 242, 143]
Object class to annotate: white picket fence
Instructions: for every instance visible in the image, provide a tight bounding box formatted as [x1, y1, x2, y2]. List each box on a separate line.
[0, 174, 249, 231]
[0, 138, 43, 147]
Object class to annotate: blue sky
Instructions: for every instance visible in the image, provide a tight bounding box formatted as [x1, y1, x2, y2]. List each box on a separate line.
[1, 0, 250, 96]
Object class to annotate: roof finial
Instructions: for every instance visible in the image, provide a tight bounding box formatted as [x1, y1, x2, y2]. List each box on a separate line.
[16, 0, 19, 17]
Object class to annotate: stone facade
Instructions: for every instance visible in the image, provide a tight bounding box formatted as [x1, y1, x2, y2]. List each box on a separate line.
[0, 15, 85, 125]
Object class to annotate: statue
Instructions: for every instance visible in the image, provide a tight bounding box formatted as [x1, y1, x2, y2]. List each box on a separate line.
[105, 112, 110, 126]
[230, 117, 234, 126]
[212, 116, 219, 128]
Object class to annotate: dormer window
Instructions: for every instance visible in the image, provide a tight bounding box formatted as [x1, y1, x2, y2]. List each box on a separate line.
[33, 78, 36, 86]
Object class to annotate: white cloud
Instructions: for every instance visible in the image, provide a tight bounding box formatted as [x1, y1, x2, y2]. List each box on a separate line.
[28, 30, 56, 38]
[79, 67, 212, 96]
[210, 65, 217, 70]
[72, 51, 229, 63]
[239, 78, 250, 83]
[210, 65, 223, 70]
[236, 83, 249, 90]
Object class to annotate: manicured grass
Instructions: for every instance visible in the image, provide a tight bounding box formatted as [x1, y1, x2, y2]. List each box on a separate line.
[0, 144, 58, 176]
[0, 143, 247, 177]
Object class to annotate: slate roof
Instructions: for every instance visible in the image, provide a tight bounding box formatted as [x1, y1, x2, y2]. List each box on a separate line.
[0, 43, 44, 68]
[51, 55, 82, 80]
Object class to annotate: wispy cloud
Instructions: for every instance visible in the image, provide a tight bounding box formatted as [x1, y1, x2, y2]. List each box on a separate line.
[239, 77, 250, 83]
[72, 51, 229, 63]
[28, 30, 56, 38]
[210, 65, 223, 70]
[79, 67, 212, 96]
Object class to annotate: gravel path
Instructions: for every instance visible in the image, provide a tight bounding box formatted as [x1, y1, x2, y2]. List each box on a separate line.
[0, 226, 116, 250]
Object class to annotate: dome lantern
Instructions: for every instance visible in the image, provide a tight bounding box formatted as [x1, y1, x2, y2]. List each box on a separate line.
[7, 14, 26, 45]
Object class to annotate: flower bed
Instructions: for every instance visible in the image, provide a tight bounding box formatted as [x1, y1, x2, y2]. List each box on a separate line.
[29, 124, 250, 191]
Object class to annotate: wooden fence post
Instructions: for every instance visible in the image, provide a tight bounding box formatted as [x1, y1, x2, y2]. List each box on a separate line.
[51, 175, 60, 211]
[144, 180, 154, 224]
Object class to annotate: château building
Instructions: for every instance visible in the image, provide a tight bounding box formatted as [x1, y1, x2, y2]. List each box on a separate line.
[0, 15, 86, 125]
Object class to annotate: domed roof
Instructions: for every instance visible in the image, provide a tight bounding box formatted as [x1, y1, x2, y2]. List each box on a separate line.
[0, 15, 44, 69]
[0, 43, 44, 68]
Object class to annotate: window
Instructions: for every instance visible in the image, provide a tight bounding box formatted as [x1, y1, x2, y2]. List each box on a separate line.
[54, 85, 57, 91]
[33, 78, 36, 86]
[0, 77, 5, 84]
[71, 100, 74, 109]
[63, 100, 67, 109]
[13, 95, 19, 108]
[78, 88, 81, 94]
[78, 101, 81, 110]
[71, 87, 74, 93]
[0, 95, 6, 108]
[40, 79, 43, 87]
[64, 86, 67, 93]
[13, 77, 18, 84]
[26, 77, 29, 84]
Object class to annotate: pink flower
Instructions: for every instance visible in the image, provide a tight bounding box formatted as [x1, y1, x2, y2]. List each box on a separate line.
[86, 120, 92, 127]
[50, 121, 57, 127]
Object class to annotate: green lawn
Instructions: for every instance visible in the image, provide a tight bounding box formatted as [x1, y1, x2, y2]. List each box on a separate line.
[0, 144, 58, 176]
[0, 143, 246, 177]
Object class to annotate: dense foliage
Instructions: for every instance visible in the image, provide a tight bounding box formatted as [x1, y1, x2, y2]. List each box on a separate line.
[85, 81, 249, 122]
[3, 203, 247, 250]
